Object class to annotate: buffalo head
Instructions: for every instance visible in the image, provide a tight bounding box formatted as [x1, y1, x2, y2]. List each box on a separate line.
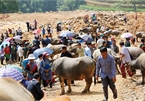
[124, 61, 136, 75]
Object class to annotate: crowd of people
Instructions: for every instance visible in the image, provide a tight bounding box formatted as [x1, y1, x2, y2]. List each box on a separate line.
[0, 13, 145, 101]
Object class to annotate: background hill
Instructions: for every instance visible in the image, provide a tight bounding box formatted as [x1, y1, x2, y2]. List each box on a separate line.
[83, 0, 145, 12]
[0, 0, 145, 13]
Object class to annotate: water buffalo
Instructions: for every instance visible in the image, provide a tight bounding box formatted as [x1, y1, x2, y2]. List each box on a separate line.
[67, 43, 78, 53]
[50, 38, 60, 45]
[127, 47, 144, 60]
[110, 30, 120, 36]
[0, 78, 34, 101]
[52, 56, 96, 95]
[47, 44, 64, 58]
[52, 52, 77, 60]
[104, 29, 120, 37]
[47, 96, 71, 101]
[136, 32, 145, 42]
[127, 53, 145, 84]
[80, 27, 95, 33]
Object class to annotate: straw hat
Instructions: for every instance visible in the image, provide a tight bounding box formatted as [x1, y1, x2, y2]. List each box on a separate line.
[27, 54, 36, 60]
[91, 41, 96, 45]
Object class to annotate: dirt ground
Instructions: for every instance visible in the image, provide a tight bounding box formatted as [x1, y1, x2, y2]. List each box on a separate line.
[0, 11, 145, 101]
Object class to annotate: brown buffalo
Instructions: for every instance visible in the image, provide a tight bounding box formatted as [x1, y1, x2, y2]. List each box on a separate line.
[46, 96, 71, 101]
[52, 56, 96, 95]
[127, 53, 145, 85]
[136, 32, 145, 42]
[0, 78, 34, 101]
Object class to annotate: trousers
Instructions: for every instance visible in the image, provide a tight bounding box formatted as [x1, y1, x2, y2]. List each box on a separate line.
[120, 63, 132, 78]
[101, 76, 117, 100]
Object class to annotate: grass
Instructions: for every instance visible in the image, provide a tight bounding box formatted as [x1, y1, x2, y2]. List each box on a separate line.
[79, 5, 145, 12]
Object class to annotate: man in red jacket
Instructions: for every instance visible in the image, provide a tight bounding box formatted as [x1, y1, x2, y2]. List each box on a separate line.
[4, 44, 10, 64]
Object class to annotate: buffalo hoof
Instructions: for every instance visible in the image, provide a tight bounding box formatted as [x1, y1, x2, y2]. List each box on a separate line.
[60, 91, 65, 95]
[141, 82, 145, 85]
[117, 72, 120, 74]
[94, 81, 97, 85]
[82, 90, 87, 94]
[67, 90, 71, 94]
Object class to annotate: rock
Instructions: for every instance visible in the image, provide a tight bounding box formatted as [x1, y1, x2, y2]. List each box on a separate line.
[109, 20, 116, 25]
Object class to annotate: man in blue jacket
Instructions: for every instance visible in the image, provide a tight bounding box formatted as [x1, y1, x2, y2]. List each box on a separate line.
[27, 73, 45, 100]
[96, 47, 117, 101]
[44, 35, 51, 46]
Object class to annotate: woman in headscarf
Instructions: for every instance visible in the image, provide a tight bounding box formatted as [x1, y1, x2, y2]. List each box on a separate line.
[39, 52, 53, 89]
[125, 38, 131, 47]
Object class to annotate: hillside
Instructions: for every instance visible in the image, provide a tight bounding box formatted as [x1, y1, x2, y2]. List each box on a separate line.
[84, 0, 145, 10]
[85, 0, 112, 7]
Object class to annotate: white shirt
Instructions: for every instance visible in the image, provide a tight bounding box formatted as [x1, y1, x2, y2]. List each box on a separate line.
[96, 28, 100, 33]
[18, 28, 22, 32]
[50, 28, 53, 34]
[121, 46, 131, 63]
[12, 29, 16, 34]
[84, 46, 92, 58]
[100, 26, 105, 32]
[17, 46, 23, 57]
[68, 25, 72, 30]
[97, 38, 104, 48]
[36, 58, 42, 71]
[0, 50, 4, 56]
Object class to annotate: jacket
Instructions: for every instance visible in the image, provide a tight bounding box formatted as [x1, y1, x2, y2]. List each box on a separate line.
[27, 79, 44, 100]
[60, 51, 72, 58]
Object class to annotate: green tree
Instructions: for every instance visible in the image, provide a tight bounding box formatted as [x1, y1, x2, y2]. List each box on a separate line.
[42, 0, 57, 12]
[18, 0, 31, 13]
[18, 0, 57, 13]
[0, 0, 19, 13]
[113, 0, 145, 12]
[57, 0, 83, 11]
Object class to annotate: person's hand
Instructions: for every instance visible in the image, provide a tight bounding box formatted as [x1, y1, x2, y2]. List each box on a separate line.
[46, 69, 50, 72]
[43, 90, 47, 96]
[120, 58, 122, 62]
[96, 76, 99, 81]
[113, 77, 116, 83]
[40, 90, 47, 101]
[45, 69, 49, 72]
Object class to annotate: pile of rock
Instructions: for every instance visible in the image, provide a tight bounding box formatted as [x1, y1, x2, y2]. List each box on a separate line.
[38, 11, 145, 39]
[58, 12, 128, 35]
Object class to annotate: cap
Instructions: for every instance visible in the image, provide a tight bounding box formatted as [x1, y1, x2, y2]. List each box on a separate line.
[60, 45, 67, 50]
